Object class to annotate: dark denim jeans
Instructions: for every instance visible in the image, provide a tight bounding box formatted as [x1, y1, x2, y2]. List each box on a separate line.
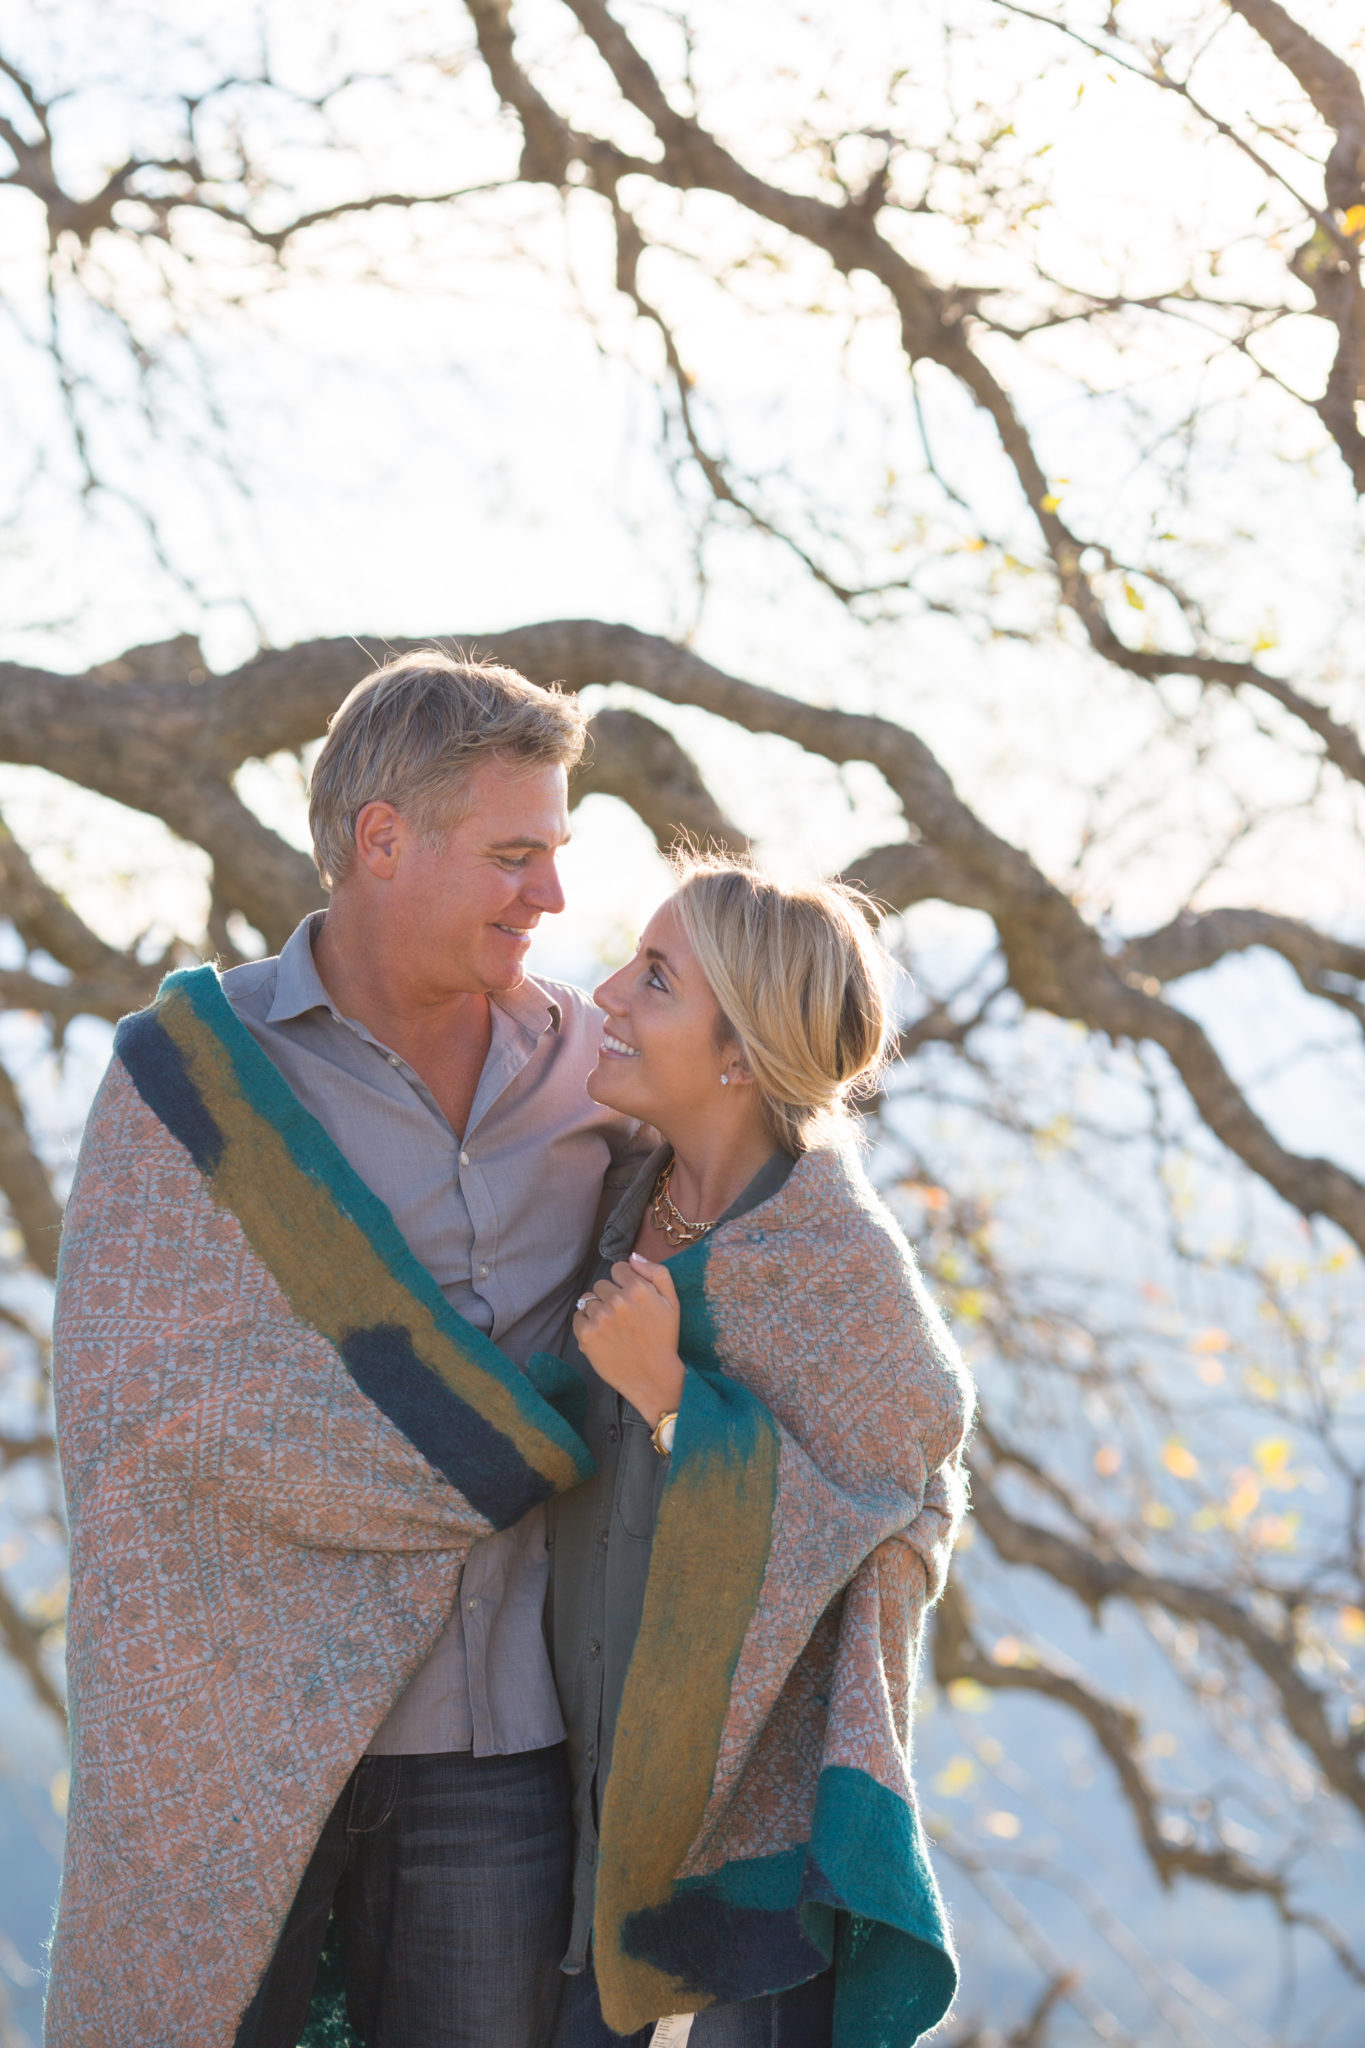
[553, 1953, 835, 2048]
[235, 1745, 572, 2048]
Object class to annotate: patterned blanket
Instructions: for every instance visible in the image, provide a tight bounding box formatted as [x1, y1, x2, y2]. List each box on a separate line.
[46, 966, 595, 2047]
[580, 1144, 974, 2047]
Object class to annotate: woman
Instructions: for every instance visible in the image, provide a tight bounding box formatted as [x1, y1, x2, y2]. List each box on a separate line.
[544, 857, 974, 2048]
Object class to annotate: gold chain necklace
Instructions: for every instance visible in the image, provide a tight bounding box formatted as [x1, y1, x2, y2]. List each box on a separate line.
[649, 1159, 716, 1248]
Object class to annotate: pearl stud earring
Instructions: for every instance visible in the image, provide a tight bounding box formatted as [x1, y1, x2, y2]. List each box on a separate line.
[720, 1074, 730, 1086]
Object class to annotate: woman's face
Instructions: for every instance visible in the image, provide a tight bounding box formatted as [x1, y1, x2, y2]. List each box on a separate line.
[587, 898, 737, 1135]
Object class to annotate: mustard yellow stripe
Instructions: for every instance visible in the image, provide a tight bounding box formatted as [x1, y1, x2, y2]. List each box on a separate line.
[158, 989, 584, 1494]
[594, 1374, 779, 2031]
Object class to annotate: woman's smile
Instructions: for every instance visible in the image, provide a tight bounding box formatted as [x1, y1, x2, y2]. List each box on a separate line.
[599, 1030, 640, 1059]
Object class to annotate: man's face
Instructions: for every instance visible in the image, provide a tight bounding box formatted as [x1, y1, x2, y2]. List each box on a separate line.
[356, 757, 571, 995]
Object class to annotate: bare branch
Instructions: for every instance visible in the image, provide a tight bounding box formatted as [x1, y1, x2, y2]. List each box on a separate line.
[968, 1461, 1364, 1821]
[0, 1570, 63, 1728]
[574, 708, 746, 854]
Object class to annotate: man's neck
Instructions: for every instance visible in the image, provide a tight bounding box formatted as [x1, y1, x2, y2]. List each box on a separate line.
[310, 902, 490, 1066]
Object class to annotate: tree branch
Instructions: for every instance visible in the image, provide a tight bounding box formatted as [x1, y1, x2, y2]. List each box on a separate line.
[574, 708, 746, 853]
[967, 1461, 1364, 1821]
[0, 1570, 63, 1728]
[8, 623, 1365, 1244]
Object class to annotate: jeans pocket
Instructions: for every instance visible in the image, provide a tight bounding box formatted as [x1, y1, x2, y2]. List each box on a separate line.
[347, 1755, 400, 1834]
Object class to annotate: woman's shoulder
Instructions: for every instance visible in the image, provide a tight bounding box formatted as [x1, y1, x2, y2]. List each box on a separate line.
[705, 1142, 972, 1435]
[708, 1142, 931, 1326]
[733, 1142, 911, 1265]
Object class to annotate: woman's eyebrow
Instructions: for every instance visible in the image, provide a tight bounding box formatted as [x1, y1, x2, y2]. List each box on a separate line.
[643, 947, 675, 975]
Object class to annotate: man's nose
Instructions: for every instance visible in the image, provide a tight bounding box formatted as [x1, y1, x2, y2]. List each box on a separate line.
[524, 858, 566, 917]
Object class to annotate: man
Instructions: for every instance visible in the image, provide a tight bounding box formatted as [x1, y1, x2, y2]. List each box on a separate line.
[48, 652, 651, 2048]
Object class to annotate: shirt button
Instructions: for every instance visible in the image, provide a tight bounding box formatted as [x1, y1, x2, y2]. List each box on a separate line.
[467, 1597, 478, 1611]
[587, 1640, 601, 1660]
[460, 1150, 471, 1167]
[386, 1053, 401, 1068]
[478, 1263, 490, 1281]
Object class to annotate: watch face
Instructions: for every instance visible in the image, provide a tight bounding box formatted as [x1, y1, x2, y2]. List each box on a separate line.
[658, 1415, 676, 1455]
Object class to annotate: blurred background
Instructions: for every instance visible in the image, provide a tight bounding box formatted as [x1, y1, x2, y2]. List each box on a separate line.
[1, 0, 1364, 2041]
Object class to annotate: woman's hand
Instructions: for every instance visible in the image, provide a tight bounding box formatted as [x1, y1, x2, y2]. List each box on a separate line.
[573, 1253, 685, 1427]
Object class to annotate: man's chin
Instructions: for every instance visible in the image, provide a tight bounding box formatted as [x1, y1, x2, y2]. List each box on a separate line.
[481, 955, 527, 994]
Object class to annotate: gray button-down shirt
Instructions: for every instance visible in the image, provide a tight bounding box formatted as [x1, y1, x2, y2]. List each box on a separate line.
[222, 912, 652, 1756]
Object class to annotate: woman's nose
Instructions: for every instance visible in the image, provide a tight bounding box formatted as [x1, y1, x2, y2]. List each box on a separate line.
[594, 967, 626, 1012]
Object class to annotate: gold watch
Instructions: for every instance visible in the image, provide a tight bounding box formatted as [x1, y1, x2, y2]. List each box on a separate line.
[650, 1410, 678, 1457]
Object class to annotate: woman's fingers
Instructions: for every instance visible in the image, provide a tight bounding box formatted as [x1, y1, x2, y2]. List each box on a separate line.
[628, 1251, 679, 1303]
[574, 1277, 623, 1325]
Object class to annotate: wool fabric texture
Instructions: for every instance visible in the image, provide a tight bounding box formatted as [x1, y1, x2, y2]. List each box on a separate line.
[45, 967, 595, 2048]
[565, 1143, 974, 2047]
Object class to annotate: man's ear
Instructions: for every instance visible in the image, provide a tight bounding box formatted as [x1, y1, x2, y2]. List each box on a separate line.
[352, 800, 404, 878]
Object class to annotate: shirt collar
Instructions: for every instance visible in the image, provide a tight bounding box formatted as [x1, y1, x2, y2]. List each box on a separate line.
[264, 910, 562, 1038]
[265, 912, 335, 1023]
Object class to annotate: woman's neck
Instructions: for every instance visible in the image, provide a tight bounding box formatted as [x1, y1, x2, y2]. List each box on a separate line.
[663, 1118, 782, 1228]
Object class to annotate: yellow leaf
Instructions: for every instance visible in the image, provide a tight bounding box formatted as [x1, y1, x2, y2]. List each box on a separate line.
[983, 1810, 1021, 1838]
[1191, 1327, 1229, 1353]
[1344, 205, 1365, 240]
[947, 1678, 992, 1713]
[1253, 1437, 1296, 1487]
[933, 1754, 977, 1797]
[1143, 1500, 1175, 1529]
[1123, 579, 1145, 610]
[1094, 1444, 1122, 1477]
[1251, 1511, 1300, 1552]
[1162, 1440, 1199, 1480]
[1225, 1470, 1259, 1524]
[1040, 493, 1061, 513]
[1339, 1606, 1365, 1644]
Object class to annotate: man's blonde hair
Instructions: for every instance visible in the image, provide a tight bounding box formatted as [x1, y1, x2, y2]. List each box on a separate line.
[671, 854, 893, 1156]
[308, 649, 586, 887]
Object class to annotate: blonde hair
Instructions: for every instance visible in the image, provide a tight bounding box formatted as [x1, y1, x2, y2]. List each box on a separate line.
[308, 649, 586, 888]
[671, 854, 893, 1155]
